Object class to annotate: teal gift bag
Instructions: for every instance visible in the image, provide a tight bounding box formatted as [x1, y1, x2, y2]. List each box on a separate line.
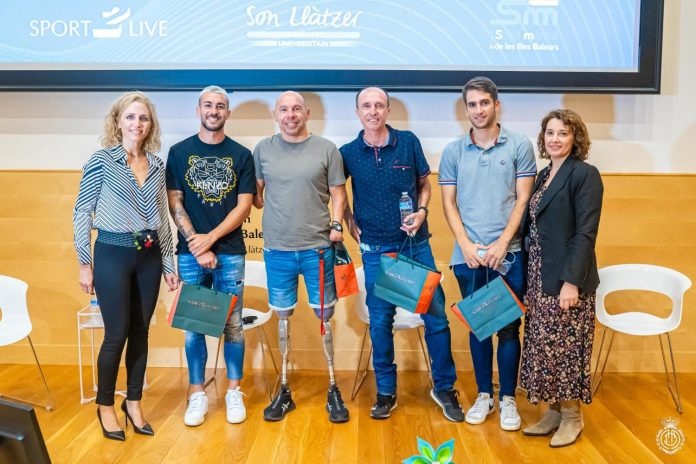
[168, 282, 238, 338]
[450, 271, 526, 342]
[373, 238, 442, 314]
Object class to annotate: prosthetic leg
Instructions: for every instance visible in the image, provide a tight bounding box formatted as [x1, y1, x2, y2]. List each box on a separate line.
[263, 313, 295, 421]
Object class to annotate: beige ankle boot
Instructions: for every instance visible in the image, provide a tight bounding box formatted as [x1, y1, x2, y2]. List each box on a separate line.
[550, 401, 584, 448]
[523, 403, 561, 436]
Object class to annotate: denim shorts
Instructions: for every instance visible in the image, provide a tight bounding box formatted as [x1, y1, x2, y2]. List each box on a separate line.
[263, 246, 337, 312]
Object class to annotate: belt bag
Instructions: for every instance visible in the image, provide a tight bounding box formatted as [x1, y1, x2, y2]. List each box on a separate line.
[450, 270, 525, 341]
[168, 282, 238, 338]
[373, 238, 441, 314]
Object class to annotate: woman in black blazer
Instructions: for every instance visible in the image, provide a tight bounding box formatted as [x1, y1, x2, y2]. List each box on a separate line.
[519, 109, 603, 448]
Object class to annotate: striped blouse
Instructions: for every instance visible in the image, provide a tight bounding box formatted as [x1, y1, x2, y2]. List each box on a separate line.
[73, 144, 175, 275]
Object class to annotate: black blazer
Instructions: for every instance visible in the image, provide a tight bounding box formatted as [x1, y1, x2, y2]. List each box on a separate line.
[521, 156, 603, 295]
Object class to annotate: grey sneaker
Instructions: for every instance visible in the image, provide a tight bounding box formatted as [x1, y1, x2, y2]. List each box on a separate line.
[263, 385, 295, 421]
[371, 393, 397, 419]
[430, 388, 465, 422]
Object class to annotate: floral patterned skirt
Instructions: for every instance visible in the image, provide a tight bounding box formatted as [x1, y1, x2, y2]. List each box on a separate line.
[519, 241, 596, 404]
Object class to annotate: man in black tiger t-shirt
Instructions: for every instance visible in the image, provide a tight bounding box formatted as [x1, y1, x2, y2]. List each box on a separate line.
[166, 85, 256, 427]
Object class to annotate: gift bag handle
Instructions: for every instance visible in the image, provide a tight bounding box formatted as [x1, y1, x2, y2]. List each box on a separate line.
[397, 236, 415, 267]
[468, 266, 490, 300]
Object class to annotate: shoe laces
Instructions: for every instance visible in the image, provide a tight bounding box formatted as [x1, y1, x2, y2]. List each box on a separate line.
[329, 387, 346, 409]
[500, 396, 518, 419]
[188, 393, 206, 411]
[375, 394, 394, 409]
[440, 389, 460, 407]
[227, 388, 246, 408]
[271, 388, 290, 408]
[470, 393, 491, 414]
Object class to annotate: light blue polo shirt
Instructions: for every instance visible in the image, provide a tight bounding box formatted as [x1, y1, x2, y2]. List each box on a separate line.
[438, 126, 536, 266]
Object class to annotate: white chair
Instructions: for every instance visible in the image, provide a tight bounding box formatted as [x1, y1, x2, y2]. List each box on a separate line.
[206, 260, 279, 400]
[0, 275, 54, 410]
[351, 266, 434, 400]
[592, 264, 691, 413]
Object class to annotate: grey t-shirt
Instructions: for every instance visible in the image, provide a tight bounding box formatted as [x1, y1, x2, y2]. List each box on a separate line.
[254, 134, 346, 250]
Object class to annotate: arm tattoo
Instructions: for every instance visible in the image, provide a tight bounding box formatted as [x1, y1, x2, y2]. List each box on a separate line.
[168, 190, 196, 239]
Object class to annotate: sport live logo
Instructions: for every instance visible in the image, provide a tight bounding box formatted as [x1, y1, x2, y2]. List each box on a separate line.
[29, 6, 168, 38]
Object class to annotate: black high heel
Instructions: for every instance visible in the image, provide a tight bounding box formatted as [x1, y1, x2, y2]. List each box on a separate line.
[121, 400, 155, 436]
[97, 407, 125, 441]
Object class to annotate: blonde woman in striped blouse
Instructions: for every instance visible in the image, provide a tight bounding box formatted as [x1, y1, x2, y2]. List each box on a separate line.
[73, 91, 178, 441]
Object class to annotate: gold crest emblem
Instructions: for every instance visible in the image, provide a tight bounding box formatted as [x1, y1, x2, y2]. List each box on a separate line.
[656, 417, 685, 455]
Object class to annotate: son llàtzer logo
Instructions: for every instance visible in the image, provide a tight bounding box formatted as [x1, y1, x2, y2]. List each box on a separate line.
[656, 417, 685, 455]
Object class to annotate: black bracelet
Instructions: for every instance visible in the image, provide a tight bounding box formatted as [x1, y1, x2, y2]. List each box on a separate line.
[416, 206, 429, 217]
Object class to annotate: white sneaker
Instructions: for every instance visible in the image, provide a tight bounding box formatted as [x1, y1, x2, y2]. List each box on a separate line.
[465, 392, 495, 425]
[184, 392, 208, 427]
[225, 387, 247, 424]
[499, 395, 522, 431]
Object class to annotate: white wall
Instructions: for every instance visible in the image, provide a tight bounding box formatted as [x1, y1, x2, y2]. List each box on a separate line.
[0, 1, 692, 174]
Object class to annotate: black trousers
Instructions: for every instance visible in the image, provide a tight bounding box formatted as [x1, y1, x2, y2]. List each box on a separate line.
[93, 241, 162, 405]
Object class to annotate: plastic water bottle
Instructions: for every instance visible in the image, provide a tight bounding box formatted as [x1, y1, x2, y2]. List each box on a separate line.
[399, 192, 414, 226]
[85, 296, 103, 327]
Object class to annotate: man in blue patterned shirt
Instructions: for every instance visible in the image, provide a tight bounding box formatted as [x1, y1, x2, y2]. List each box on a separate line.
[340, 87, 464, 422]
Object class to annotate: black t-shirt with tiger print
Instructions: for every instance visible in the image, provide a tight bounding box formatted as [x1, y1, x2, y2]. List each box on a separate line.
[166, 135, 256, 255]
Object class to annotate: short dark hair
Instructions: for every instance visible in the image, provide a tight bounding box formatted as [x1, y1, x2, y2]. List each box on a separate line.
[537, 109, 592, 161]
[462, 76, 498, 103]
[355, 87, 390, 108]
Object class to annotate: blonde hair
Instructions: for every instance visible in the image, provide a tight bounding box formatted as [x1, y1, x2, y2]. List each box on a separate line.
[100, 91, 162, 153]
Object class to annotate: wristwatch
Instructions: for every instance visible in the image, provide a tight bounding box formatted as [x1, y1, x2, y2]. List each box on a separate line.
[416, 206, 429, 217]
[330, 220, 343, 232]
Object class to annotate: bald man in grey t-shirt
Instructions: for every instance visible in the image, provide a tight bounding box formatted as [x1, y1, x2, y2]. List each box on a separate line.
[253, 91, 349, 423]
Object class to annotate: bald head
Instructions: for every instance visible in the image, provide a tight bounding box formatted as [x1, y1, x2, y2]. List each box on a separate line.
[356, 87, 390, 108]
[274, 90, 311, 142]
[275, 91, 306, 111]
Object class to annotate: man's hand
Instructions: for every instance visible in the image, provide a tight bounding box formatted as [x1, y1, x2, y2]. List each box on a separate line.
[461, 241, 487, 269]
[187, 233, 216, 257]
[483, 238, 510, 271]
[559, 282, 579, 310]
[400, 209, 426, 237]
[345, 215, 361, 243]
[196, 251, 218, 269]
[329, 230, 343, 242]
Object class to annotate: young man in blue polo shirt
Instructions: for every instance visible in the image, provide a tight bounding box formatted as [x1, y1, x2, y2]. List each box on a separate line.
[439, 77, 536, 431]
[340, 87, 464, 422]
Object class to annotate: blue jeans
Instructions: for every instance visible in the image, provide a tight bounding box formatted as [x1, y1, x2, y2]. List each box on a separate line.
[452, 251, 525, 399]
[263, 246, 337, 317]
[178, 253, 245, 384]
[361, 239, 457, 395]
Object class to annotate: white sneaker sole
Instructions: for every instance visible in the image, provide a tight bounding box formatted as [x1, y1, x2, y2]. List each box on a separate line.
[184, 410, 207, 427]
[227, 412, 246, 424]
[500, 419, 521, 431]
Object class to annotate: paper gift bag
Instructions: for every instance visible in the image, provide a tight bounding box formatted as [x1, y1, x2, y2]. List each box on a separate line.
[168, 282, 238, 338]
[334, 242, 359, 298]
[374, 252, 441, 314]
[450, 276, 525, 341]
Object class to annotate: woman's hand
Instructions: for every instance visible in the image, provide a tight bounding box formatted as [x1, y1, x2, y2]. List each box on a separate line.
[559, 281, 579, 310]
[164, 273, 179, 291]
[78, 264, 94, 294]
